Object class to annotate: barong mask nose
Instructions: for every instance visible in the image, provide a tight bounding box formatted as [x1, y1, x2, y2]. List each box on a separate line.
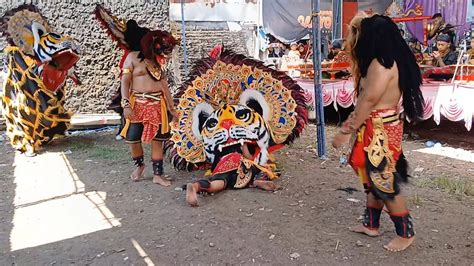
[191, 90, 271, 165]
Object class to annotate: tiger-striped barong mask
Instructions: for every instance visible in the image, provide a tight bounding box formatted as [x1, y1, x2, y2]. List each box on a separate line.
[30, 21, 80, 92]
[192, 90, 271, 165]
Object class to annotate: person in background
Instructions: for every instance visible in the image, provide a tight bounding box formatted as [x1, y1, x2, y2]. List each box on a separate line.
[428, 13, 456, 46]
[467, 35, 474, 64]
[267, 43, 285, 58]
[407, 37, 423, 63]
[288, 42, 301, 58]
[327, 39, 343, 60]
[432, 34, 457, 67]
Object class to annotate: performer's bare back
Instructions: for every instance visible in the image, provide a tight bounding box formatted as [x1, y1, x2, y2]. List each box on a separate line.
[359, 60, 402, 110]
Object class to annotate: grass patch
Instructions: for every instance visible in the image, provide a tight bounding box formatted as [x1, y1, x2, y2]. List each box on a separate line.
[89, 145, 128, 161]
[410, 193, 423, 206]
[68, 140, 93, 151]
[414, 176, 474, 196]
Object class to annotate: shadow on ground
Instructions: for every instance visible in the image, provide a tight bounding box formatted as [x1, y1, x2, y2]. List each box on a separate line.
[0, 125, 472, 264]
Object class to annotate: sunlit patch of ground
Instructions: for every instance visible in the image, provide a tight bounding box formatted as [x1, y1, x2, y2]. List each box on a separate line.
[10, 151, 120, 251]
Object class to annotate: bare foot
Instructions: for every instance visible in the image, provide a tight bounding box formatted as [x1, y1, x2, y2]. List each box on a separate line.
[153, 175, 171, 186]
[186, 183, 198, 207]
[384, 236, 415, 252]
[349, 224, 380, 237]
[130, 165, 145, 182]
[253, 180, 279, 191]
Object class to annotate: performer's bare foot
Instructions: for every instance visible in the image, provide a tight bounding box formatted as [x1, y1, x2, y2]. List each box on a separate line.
[130, 165, 145, 182]
[186, 183, 198, 207]
[349, 224, 380, 237]
[384, 236, 414, 252]
[153, 175, 171, 186]
[253, 180, 279, 191]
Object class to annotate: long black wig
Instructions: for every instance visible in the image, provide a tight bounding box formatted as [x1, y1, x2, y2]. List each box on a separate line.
[349, 14, 425, 121]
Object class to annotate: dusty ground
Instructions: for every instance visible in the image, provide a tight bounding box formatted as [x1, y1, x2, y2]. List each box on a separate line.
[0, 123, 473, 265]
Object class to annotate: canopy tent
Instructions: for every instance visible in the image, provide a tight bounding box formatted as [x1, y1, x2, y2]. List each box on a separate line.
[262, 0, 393, 43]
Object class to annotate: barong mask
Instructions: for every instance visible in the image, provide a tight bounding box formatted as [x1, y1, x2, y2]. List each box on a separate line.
[139, 30, 177, 80]
[191, 91, 271, 165]
[167, 48, 308, 171]
[1, 5, 80, 92]
[0, 4, 81, 153]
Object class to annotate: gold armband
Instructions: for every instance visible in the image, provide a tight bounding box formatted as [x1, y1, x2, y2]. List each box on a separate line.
[122, 68, 132, 74]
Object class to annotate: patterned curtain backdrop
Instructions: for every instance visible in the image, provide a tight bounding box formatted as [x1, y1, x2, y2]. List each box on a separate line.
[404, 0, 468, 44]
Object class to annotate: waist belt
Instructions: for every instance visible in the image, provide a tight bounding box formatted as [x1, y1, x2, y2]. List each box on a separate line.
[132, 91, 163, 101]
[379, 113, 400, 124]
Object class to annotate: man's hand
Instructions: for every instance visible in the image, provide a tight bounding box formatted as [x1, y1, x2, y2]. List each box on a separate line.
[332, 132, 351, 149]
[123, 107, 133, 120]
[170, 110, 178, 122]
[432, 51, 441, 59]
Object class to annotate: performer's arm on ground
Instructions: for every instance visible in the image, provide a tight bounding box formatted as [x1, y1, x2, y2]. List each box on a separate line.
[242, 143, 253, 160]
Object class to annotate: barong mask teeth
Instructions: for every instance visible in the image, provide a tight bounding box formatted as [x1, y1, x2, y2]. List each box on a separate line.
[191, 91, 271, 165]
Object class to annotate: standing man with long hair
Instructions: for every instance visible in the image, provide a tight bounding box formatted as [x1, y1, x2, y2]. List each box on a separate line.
[332, 13, 425, 252]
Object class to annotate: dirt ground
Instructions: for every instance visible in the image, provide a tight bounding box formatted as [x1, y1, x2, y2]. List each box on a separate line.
[0, 123, 473, 265]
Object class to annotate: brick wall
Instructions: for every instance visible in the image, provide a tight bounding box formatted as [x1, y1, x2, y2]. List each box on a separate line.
[170, 22, 253, 83]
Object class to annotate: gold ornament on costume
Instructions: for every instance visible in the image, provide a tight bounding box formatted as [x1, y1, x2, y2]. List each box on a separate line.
[145, 59, 164, 81]
[171, 60, 298, 164]
[364, 117, 396, 194]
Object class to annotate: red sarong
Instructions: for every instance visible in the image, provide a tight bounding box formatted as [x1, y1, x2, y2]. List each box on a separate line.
[349, 108, 403, 197]
[130, 98, 163, 143]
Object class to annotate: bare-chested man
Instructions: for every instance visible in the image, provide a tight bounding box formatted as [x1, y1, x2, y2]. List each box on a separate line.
[332, 14, 425, 252]
[120, 30, 177, 186]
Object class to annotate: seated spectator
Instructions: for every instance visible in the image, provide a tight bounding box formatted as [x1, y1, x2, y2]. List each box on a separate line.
[267, 42, 285, 58]
[428, 13, 456, 46]
[407, 37, 423, 63]
[432, 34, 457, 67]
[327, 39, 342, 60]
[288, 42, 301, 59]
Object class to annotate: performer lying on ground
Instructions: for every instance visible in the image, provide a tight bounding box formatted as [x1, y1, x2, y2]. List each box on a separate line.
[332, 13, 425, 252]
[166, 46, 308, 206]
[95, 5, 178, 186]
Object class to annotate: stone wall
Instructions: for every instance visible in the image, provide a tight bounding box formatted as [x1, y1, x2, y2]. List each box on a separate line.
[0, 0, 170, 113]
[170, 22, 252, 83]
[0, 1, 254, 113]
